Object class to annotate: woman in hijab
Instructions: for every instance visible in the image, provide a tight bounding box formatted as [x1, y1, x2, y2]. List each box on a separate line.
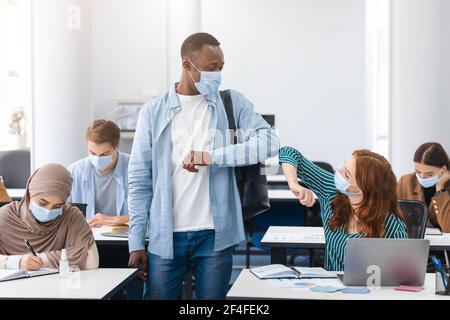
[0, 164, 99, 271]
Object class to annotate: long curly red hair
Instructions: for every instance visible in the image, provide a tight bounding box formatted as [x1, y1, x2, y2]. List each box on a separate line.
[329, 150, 403, 237]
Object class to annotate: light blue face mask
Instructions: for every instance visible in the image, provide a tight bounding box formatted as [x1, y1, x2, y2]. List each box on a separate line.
[334, 170, 360, 197]
[89, 154, 113, 171]
[189, 62, 222, 96]
[416, 173, 440, 188]
[29, 202, 63, 223]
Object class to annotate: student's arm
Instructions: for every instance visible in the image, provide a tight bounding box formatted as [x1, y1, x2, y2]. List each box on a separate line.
[0, 254, 45, 271]
[128, 105, 152, 253]
[81, 243, 99, 269]
[39, 210, 97, 270]
[87, 213, 129, 227]
[210, 90, 279, 167]
[281, 162, 316, 207]
[127, 104, 152, 281]
[279, 146, 336, 201]
[432, 191, 450, 233]
[38, 244, 99, 270]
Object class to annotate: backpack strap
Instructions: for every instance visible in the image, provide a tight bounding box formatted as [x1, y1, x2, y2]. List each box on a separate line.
[220, 90, 238, 144]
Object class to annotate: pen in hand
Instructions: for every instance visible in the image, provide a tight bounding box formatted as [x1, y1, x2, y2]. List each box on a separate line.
[24, 239, 38, 256]
[22, 239, 44, 271]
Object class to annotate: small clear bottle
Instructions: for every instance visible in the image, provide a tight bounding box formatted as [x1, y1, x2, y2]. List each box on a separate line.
[59, 248, 70, 278]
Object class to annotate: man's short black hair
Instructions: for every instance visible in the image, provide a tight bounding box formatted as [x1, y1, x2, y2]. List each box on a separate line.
[181, 32, 220, 59]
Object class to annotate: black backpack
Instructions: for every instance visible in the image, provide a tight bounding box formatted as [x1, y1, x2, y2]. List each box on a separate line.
[220, 90, 270, 220]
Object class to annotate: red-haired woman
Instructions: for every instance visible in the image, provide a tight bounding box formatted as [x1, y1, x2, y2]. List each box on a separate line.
[279, 146, 408, 271]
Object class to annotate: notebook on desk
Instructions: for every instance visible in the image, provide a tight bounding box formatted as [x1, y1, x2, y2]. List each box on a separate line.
[0, 268, 58, 282]
[250, 264, 337, 280]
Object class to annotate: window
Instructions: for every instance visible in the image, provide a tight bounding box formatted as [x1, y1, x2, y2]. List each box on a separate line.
[366, 0, 391, 159]
[0, 0, 31, 150]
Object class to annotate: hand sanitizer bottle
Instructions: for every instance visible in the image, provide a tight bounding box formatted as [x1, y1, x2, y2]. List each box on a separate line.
[59, 248, 70, 278]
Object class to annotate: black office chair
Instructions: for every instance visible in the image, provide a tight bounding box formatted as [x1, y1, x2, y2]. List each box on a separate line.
[0, 149, 30, 188]
[398, 200, 428, 239]
[70, 203, 88, 217]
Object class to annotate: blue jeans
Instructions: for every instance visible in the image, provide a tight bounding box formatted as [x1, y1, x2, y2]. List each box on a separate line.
[144, 230, 233, 300]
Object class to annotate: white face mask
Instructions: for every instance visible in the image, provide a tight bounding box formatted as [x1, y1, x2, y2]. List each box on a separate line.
[188, 62, 222, 96]
[416, 174, 440, 188]
[89, 154, 113, 171]
[416, 166, 445, 188]
[334, 170, 360, 197]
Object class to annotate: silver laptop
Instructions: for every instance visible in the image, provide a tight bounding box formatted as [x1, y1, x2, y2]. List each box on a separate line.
[341, 238, 430, 286]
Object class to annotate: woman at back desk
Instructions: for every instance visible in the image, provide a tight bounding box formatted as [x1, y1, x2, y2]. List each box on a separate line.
[397, 142, 450, 232]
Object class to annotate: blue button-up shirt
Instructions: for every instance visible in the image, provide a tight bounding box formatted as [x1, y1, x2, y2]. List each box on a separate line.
[68, 152, 130, 219]
[128, 84, 279, 259]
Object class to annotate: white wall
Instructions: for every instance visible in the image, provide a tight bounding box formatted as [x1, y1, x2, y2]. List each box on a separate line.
[30, 0, 450, 173]
[167, 0, 202, 86]
[200, 0, 366, 169]
[91, 0, 165, 153]
[391, 0, 450, 176]
[31, 0, 93, 168]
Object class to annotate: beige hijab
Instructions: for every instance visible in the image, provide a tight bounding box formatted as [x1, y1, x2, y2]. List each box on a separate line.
[0, 164, 94, 269]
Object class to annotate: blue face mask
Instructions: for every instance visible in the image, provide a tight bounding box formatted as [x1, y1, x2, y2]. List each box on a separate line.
[189, 62, 222, 96]
[334, 170, 360, 197]
[416, 173, 440, 188]
[89, 154, 113, 171]
[29, 202, 63, 223]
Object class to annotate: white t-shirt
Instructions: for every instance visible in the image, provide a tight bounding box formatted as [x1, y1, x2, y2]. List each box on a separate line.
[171, 93, 214, 232]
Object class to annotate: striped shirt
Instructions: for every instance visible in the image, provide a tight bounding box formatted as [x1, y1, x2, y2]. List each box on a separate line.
[279, 146, 408, 271]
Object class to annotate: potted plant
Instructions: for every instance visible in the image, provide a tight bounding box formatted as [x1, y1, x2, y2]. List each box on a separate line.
[9, 107, 27, 149]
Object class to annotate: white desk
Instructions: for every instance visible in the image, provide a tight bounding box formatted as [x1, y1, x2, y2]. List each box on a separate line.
[92, 226, 130, 246]
[227, 269, 450, 300]
[261, 226, 450, 264]
[268, 189, 318, 201]
[0, 268, 138, 300]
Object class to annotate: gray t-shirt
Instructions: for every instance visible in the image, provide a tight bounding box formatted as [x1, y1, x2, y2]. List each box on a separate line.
[94, 169, 118, 216]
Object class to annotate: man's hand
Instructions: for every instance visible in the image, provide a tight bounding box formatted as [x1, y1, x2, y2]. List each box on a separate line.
[19, 254, 44, 271]
[182, 151, 212, 173]
[128, 250, 148, 281]
[87, 213, 114, 227]
[288, 182, 316, 207]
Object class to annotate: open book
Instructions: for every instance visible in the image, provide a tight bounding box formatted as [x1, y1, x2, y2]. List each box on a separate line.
[0, 268, 58, 282]
[250, 265, 337, 280]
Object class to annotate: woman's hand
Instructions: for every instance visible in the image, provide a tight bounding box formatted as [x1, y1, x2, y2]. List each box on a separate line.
[288, 182, 316, 207]
[437, 170, 450, 191]
[19, 254, 44, 271]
